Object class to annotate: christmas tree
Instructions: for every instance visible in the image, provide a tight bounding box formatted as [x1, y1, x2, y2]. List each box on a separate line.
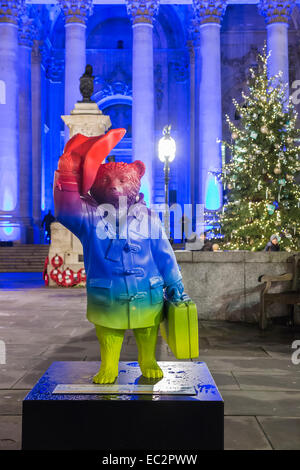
[218, 46, 300, 251]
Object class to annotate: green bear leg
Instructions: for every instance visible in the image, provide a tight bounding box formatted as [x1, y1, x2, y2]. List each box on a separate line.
[134, 325, 163, 379]
[93, 325, 125, 384]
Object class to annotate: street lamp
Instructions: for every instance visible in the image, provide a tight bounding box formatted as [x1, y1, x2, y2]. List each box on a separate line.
[158, 125, 176, 236]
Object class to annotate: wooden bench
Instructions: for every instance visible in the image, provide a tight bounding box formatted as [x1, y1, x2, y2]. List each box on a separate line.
[258, 254, 300, 330]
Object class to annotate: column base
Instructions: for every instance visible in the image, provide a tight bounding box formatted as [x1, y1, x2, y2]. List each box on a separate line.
[0, 216, 35, 244]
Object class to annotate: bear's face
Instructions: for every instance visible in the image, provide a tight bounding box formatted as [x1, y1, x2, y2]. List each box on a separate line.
[90, 160, 145, 207]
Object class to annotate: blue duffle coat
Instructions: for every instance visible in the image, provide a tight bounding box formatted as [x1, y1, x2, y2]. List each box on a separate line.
[54, 185, 182, 330]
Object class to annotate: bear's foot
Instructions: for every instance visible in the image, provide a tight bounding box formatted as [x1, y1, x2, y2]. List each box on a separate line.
[139, 361, 163, 379]
[93, 367, 118, 384]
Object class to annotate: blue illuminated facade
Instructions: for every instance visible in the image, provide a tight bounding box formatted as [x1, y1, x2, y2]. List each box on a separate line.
[0, 1, 299, 243]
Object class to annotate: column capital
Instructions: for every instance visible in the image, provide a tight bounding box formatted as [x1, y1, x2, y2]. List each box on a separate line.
[18, 14, 34, 47]
[58, 0, 93, 26]
[0, 0, 22, 25]
[189, 16, 201, 45]
[126, 0, 159, 26]
[192, 0, 227, 26]
[258, 0, 296, 25]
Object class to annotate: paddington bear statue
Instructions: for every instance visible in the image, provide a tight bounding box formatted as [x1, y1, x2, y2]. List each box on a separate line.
[54, 128, 189, 384]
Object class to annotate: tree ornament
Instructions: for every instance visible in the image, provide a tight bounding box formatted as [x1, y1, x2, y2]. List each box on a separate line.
[274, 166, 281, 175]
[267, 203, 275, 215]
[250, 131, 258, 139]
[231, 131, 238, 140]
[260, 125, 268, 134]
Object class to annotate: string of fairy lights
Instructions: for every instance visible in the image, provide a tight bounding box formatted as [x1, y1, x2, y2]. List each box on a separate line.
[215, 45, 300, 251]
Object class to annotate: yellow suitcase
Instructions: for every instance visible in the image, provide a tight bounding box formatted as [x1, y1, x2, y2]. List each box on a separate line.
[160, 299, 199, 359]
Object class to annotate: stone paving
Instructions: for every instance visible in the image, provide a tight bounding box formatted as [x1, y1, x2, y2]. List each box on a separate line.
[0, 274, 300, 450]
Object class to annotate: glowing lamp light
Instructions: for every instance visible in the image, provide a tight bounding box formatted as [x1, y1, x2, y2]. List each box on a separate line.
[158, 125, 176, 239]
[158, 125, 176, 163]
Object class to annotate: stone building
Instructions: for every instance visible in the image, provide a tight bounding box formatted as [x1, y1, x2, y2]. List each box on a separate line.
[0, 0, 300, 243]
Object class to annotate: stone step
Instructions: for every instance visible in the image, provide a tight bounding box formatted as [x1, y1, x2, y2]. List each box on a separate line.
[0, 245, 49, 272]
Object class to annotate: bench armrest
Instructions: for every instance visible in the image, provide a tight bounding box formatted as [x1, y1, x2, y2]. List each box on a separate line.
[258, 273, 293, 283]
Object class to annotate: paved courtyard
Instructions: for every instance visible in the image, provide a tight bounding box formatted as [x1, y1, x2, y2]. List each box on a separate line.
[0, 273, 300, 450]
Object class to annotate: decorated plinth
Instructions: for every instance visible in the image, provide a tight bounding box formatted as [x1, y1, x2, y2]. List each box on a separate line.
[22, 361, 224, 450]
[61, 102, 111, 139]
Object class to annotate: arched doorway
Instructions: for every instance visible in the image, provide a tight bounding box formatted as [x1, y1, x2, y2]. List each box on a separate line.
[93, 93, 132, 163]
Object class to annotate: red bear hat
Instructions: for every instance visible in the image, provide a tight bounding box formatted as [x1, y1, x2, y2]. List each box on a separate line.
[64, 128, 126, 194]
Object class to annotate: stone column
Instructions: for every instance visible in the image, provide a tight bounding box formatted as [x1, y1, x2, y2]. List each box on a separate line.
[259, 0, 295, 90]
[18, 12, 34, 243]
[31, 40, 43, 242]
[187, 40, 196, 211]
[193, 1, 227, 210]
[126, 0, 159, 206]
[0, 1, 22, 241]
[59, 0, 93, 141]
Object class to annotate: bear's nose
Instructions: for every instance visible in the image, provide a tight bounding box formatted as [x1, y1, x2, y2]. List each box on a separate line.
[110, 185, 122, 193]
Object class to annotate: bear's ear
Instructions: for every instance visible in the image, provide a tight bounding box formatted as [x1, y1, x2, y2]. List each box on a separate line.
[131, 160, 145, 178]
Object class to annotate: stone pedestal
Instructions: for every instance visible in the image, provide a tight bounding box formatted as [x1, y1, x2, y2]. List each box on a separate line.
[61, 102, 111, 138]
[22, 361, 224, 450]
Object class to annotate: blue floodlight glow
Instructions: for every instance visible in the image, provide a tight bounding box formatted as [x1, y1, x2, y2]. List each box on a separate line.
[205, 175, 221, 211]
[0, 223, 20, 241]
[140, 178, 151, 206]
[1, 186, 15, 211]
